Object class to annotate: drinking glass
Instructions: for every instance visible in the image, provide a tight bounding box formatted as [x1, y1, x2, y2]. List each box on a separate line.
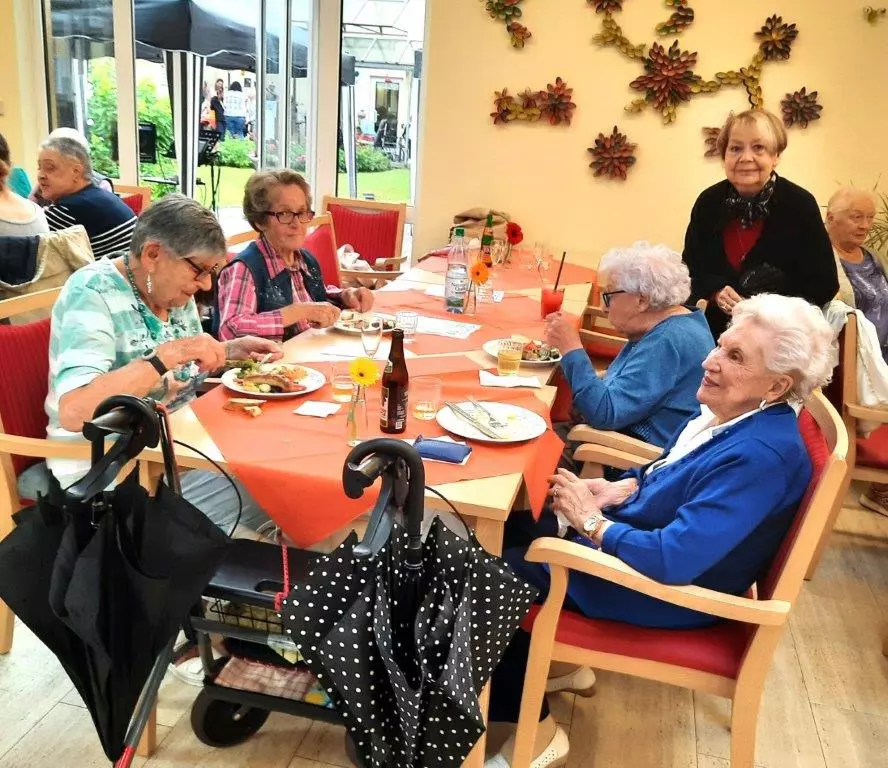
[395, 311, 419, 344]
[411, 377, 442, 420]
[540, 287, 565, 319]
[534, 241, 552, 279]
[497, 340, 524, 376]
[330, 361, 354, 403]
[361, 314, 383, 358]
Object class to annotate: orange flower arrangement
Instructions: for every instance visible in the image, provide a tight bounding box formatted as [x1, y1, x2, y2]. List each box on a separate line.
[470, 261, 490, 285]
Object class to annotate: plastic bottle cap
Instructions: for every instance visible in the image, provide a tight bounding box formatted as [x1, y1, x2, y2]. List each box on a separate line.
[454, 227, 465, 237]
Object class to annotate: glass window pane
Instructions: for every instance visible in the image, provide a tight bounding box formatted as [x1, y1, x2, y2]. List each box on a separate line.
[289, 0, 313, 179]
[262, 0, 288, 169]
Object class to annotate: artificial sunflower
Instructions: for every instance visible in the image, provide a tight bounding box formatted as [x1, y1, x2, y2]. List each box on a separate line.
[349, 357, 380, 388]
[506, 221, 524, 245]
[470, 261, 490, 285]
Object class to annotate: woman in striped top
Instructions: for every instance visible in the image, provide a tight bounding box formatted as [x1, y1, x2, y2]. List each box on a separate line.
[37, 136, 136, 258]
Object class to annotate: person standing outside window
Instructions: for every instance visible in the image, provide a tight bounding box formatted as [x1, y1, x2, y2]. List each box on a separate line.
[210, 79, 226, 138]
[224, 82, 247, 139]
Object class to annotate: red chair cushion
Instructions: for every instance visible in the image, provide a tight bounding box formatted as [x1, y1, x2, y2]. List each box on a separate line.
[855, 424, 888, 471]
[0, 318, 52, 477]
[520, 605, 751, 680]
[758, 408, 830, 599]
[303, 224, 341, 288]
[121, 194, 144, 216]
[326, 204, 400, 266]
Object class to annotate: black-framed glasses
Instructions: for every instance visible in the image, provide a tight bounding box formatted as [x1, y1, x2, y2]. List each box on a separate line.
[265, 209, 315, 225]
[183, 257, 222, 280]
[601, 290, 626, 308]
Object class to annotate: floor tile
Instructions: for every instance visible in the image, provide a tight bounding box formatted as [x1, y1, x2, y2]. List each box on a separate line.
[294, 720, 352, 768]
[812, 704, 888, 768]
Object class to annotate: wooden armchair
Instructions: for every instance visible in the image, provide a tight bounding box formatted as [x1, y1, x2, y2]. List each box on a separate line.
[320, 196, 407, 270]
[113, 183, 152, 215]
[510, 391, 849, 768]
[568, 423, 662, 478]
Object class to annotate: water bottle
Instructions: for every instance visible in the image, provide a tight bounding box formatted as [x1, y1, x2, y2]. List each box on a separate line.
[444, 227, 469, 313]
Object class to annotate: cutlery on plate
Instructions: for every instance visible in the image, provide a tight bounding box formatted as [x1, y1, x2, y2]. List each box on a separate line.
[444, 401, 504, 440]
[468, 395, 507, 429]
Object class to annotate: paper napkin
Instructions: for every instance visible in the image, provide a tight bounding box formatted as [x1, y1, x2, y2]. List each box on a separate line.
[294, 401, 341, 418]
[479, 370, 542, 388]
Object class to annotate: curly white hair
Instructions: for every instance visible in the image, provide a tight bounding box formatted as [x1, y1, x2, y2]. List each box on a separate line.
[730, 294, 837, 402]
[599, 241, 691, 310]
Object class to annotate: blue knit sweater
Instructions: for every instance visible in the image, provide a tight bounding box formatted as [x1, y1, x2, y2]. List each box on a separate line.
[561, 308, 714, 447]
[566, 404, 811, 628]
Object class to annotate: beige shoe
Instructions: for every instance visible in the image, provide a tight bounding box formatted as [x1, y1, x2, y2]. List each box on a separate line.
[546, 665, 597, 697]
[860, 491, 888, 518]
[484, 724, 570, 768]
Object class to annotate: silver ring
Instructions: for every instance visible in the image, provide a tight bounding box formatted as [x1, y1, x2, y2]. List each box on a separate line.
[553, 487, 559, 498]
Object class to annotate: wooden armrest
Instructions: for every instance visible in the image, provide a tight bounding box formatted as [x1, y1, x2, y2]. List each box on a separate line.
[579, 329, 625, 347]
[846, 404, 888, 423]
[567, 426, 663, 460]
[340, 269, 404, 283]
[525, 538, 790, 626]
[373, 255, 408, 268]
[573, 444, 648, 471]
[0, 435, 93, 461]
[584, 305, 607, 320]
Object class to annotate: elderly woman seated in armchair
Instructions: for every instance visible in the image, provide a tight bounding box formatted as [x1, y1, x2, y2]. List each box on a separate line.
[545, 242, 714, 460]
[43, 195, 279, 533]
[214, 169, 373, 342]
[485, 294, 836, 768]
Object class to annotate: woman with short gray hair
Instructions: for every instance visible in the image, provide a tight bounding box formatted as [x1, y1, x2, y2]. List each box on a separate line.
[38, 134, 136, 257]
[40, 195, 280, 533]
[546, 241, 714, 449]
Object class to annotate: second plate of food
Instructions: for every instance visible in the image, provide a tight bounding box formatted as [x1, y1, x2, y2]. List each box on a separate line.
[436, 401, 547, 443]
[482, 336, 562, 366]
[221, 362, 326, 398]
[332, 311, 397, 335]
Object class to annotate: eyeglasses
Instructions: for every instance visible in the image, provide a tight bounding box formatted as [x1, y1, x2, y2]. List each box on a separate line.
[183, 257, 222, 280]
[266, 209, 315, 225]
[601, 290, 626, 307]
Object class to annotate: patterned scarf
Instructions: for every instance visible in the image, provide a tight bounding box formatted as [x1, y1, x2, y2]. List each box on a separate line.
[724, 172, 778, 229]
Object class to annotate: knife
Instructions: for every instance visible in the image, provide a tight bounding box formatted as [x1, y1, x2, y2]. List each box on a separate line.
[444, 401, 505, 440]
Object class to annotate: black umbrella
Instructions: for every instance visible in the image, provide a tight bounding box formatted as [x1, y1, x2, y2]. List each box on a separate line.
[0, 396, 229, 764]
[280, 440, 537, 768]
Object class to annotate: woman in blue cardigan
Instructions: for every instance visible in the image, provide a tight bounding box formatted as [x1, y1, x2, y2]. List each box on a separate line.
[486, 294, 837, 768]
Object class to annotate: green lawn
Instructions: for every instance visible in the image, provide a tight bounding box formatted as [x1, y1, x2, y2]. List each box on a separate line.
[193, 166, 410, 209]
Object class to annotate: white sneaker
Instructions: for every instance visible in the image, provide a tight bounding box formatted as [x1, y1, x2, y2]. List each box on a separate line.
[168, 649, 223, 687]
[545, 666, 597, 697]
[484, 725, 570, 768]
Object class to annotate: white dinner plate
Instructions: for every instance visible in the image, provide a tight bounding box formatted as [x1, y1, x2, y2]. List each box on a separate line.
[221, 364, 326, 399]
[481, 338, 563, 367]
[331, 313, 397, 335]
[436, 401, 548, 443]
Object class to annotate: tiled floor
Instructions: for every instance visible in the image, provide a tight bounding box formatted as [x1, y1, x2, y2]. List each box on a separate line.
[1, 486, 887, 768]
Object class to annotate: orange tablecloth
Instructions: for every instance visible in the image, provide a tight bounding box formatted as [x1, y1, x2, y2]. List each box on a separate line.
[191, 369, 563, 547]
[419, 254, 597, 292]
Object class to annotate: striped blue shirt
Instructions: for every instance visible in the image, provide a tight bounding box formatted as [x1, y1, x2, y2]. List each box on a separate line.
[44, 184, 137, 258]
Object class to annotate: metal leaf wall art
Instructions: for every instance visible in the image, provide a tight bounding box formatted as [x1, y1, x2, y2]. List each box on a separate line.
[780, 88, 823, 128]
[482, 0, 533, 48]
[491, 78, 577, 126]
[655, 0, 695, 36]
[702, 127, 720, 158]
[588, 126, 638, 180]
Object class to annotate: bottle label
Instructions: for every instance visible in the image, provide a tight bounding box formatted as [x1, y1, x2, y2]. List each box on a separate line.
[380, 385, 408, 430]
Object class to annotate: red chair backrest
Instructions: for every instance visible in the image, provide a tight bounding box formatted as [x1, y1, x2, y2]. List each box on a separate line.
[758, 408, 830, 600]
[0, 318, 52, 477]
[303, 222, 341, 288]
[326, 204, 400, 266]
[121, 194, 145, 216]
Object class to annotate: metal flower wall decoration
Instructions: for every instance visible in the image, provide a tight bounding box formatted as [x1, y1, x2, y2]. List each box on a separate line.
[491, 78, 577, 126]
[591, 5, 800, 123]
[780, 88, 823, 128]
[864, 6, 887, 24]
[482, 0, 533, 48]
[588, 126, 638, 180]
[703, 127, 720, 158]
[589, 0, 624, 12]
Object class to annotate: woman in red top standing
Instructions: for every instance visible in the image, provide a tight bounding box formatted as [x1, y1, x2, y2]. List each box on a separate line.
[682, 109, 837, 339]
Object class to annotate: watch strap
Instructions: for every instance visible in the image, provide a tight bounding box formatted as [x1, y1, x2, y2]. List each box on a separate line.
[143, 352, 168, 377]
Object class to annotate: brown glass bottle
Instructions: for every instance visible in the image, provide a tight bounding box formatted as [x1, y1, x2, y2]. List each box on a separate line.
[380, 328, 409, 433]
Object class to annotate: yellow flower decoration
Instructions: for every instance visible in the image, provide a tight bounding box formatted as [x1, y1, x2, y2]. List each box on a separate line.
[349, 357, 380, 387]
[470, 261, 490, 285]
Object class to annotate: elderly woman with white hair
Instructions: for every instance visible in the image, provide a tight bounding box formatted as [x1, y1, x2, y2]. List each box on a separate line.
[486, 294, 836, 768]
[545, 241, 714, 450]
[37, 135, 136, 257]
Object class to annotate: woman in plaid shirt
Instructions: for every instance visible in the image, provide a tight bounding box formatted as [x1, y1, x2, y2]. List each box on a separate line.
[215, 170, 373, 342]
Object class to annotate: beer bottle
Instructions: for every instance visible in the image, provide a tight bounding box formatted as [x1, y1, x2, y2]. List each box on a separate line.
[380, 328, 409, 433]
[479, 212, 495, 267]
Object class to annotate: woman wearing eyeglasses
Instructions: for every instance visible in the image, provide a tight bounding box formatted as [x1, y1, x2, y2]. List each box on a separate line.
[215, 169, 373, 342]
[44, 195, 279, 533]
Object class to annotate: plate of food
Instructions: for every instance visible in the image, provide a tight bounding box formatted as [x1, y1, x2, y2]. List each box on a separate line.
[332, 310, 397, 335]
[482, 335, 563, 366]
[437, 401, 548, 443]
[221, 360, 325, 398]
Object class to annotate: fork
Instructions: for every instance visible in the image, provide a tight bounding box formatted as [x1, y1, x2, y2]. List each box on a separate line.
[468, 396, 507, 429]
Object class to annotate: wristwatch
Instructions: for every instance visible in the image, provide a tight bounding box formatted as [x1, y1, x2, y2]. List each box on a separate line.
[582, 515, 606, 540]
[142, 350, 169, 377]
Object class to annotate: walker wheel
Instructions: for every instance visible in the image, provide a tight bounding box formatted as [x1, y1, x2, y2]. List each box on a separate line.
[190, 689, 270, 747]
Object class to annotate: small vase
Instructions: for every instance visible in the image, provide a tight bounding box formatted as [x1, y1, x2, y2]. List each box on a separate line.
[346, 386, 368, 446]
[463, 284, 477, 315]
[504, 242, 513, 265]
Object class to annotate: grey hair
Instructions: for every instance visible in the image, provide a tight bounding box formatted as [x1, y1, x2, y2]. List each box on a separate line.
[40, 136, 93, 179]
[599, 241, 691, 310]
[826, 187, 877, 215]
[130, 194, 226, 259]
[730, 294, 837, 402]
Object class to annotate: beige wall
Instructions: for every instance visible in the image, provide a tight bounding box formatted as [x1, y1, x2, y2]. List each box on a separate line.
[414, 0, 888, 264]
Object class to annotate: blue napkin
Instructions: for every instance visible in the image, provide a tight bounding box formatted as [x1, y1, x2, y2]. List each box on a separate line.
[414, 436, 472, 464]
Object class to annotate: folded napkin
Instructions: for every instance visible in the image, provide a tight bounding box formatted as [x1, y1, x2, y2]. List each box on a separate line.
[294, 401, 341, 418]
[479, 370, 542, 388]
[410, 435, 472, 465]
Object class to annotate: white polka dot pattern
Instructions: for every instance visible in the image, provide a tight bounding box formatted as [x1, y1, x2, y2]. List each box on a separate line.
[279, 518, 538, 767]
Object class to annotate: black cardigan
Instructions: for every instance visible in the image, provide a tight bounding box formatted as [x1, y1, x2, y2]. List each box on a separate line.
[682, 175, 838, 338]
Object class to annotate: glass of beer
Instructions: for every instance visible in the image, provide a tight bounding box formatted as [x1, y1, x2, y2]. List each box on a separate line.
[411, 377, 442, 420]
[330, 361, 355, 403]
[497, 340, 523, 376]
